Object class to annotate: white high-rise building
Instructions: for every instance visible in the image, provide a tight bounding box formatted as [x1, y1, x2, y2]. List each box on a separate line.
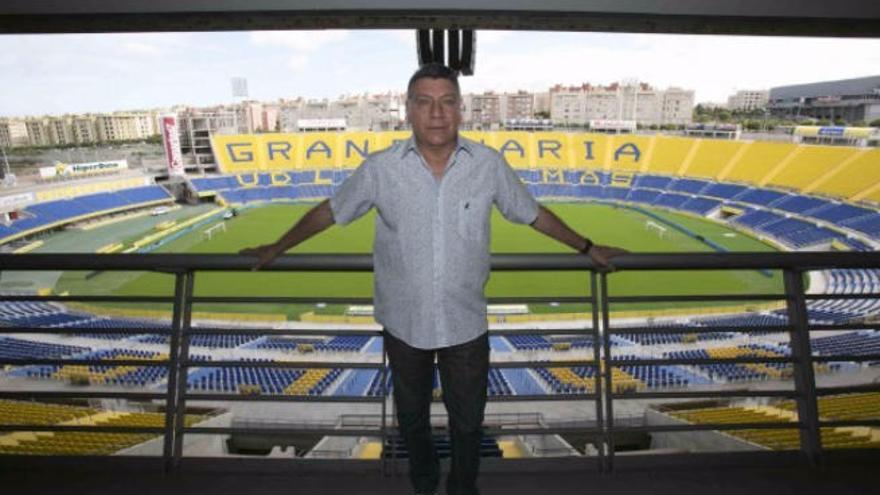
[0, 119, 29, 147]
[550, 85, 588, 127]
[727, 90, 770, 111]
[550, 81, 695, 126]
[534, 92, 551, 116]
[279, 93, 404, 132]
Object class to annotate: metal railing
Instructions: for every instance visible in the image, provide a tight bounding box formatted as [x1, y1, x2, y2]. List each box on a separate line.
[1, 251, 879, 473]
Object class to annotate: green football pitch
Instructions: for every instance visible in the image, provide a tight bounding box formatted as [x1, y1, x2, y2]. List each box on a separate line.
[57, 202, 784, 318]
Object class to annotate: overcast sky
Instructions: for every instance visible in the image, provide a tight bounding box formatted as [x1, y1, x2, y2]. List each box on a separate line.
[1, 30, 879, 118]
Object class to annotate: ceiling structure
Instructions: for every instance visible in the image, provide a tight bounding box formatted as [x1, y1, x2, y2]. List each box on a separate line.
[0, 1, 878, 37]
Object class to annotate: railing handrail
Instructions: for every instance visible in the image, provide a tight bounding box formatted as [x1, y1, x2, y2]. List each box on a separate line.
[4, 251, 880, 272]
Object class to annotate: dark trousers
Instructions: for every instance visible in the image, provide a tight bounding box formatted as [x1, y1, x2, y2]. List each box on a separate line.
[384, 330, 490, 495]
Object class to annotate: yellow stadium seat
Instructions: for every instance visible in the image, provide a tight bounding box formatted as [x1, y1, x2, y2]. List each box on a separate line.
[0, 400, 205, 455]
[802, 148, 875, 198]
[720, 141, 798, 185]
[765, 145, 859, 191]
[644, 136, 695, 175]
[682, 140, 747, 179]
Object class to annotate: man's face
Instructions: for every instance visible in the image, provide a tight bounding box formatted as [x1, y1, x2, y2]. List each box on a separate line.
[406, 77, 462, 149]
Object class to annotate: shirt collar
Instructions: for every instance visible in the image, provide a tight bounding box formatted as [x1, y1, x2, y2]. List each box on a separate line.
[401, 134, 473, 159]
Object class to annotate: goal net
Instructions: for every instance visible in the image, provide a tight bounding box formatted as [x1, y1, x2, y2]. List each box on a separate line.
[644, 220, 667, 239]
[202, 222, 227, 241]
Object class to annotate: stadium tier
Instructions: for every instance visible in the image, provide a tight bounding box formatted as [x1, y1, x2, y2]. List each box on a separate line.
[0, 330, 874, 396]
[810, 331, 880, 359]
[0, 306, 170, 341]
[668, 179, 709, 194]
[0, 400, 206, 455]
[188, 132, 880, 252]
[0, 399, 98, 425]
[0, 184, 173, 244]
[2, 293, 878, 397]
[667, 392, 880, 450]
[3, 259, 879, 397]
[11, 348, 210, 388]
[0, 297, 66, 319]
[615, 331, 736, 346]
[776, 392, 880, 421]
[186, 366, 342, 395]
[616, 363, 709, 388]
[664, 344, 795, 382]
[250, 335, 371, 353]
[702, 182, 748, 199]
[0, 337, 90, 361]
[695, 313, 789, 328]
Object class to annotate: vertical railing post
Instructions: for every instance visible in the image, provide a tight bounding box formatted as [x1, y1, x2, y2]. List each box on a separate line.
[163, 271, 190, 473]
[171, 271, 196, 468]
[783, 268, 822, 466]
[589, 271, 606, 473]
[599, 272, 614, 473]
[381, 332, 390, 476]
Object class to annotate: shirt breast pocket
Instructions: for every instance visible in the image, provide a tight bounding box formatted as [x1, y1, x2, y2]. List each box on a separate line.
[457, 198, 487, 241]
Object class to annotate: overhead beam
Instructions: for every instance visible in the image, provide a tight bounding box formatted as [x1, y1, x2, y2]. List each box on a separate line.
[0, 1, 878, 37]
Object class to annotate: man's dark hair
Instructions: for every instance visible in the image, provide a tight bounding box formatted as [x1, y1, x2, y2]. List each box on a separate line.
[407, 63, 460, 98]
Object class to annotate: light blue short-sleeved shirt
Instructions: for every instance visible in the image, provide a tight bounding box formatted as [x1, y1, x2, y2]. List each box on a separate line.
[330, 136, 539, 349]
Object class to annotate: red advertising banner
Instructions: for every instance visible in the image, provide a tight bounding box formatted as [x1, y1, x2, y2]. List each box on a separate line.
[161, 114, 184, 176]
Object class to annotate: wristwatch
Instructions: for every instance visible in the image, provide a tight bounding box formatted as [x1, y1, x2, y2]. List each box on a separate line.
[579, 238, 594, 254]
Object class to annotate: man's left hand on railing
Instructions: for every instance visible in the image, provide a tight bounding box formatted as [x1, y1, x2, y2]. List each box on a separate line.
[239, 243, 285, 271]
[239, 199, 336, 271]
[529, 205, 629, 270]
[585, 244, 629, 270]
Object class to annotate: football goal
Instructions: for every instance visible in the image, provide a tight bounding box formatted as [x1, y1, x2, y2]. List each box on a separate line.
[202, 222, 227, 241]
[645, 220, 668, 239]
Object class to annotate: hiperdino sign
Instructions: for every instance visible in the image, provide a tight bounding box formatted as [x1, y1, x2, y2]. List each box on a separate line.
[39, 159, 128, 179]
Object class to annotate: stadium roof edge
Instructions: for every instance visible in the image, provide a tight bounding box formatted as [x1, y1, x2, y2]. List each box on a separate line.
[1, 0, 879, 37]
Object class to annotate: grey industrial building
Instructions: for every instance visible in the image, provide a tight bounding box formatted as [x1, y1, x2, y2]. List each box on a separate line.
[768, 75, 880, 123]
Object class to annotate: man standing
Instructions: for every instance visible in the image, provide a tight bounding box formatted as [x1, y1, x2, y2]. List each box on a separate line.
[241, 63, 627, 495]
